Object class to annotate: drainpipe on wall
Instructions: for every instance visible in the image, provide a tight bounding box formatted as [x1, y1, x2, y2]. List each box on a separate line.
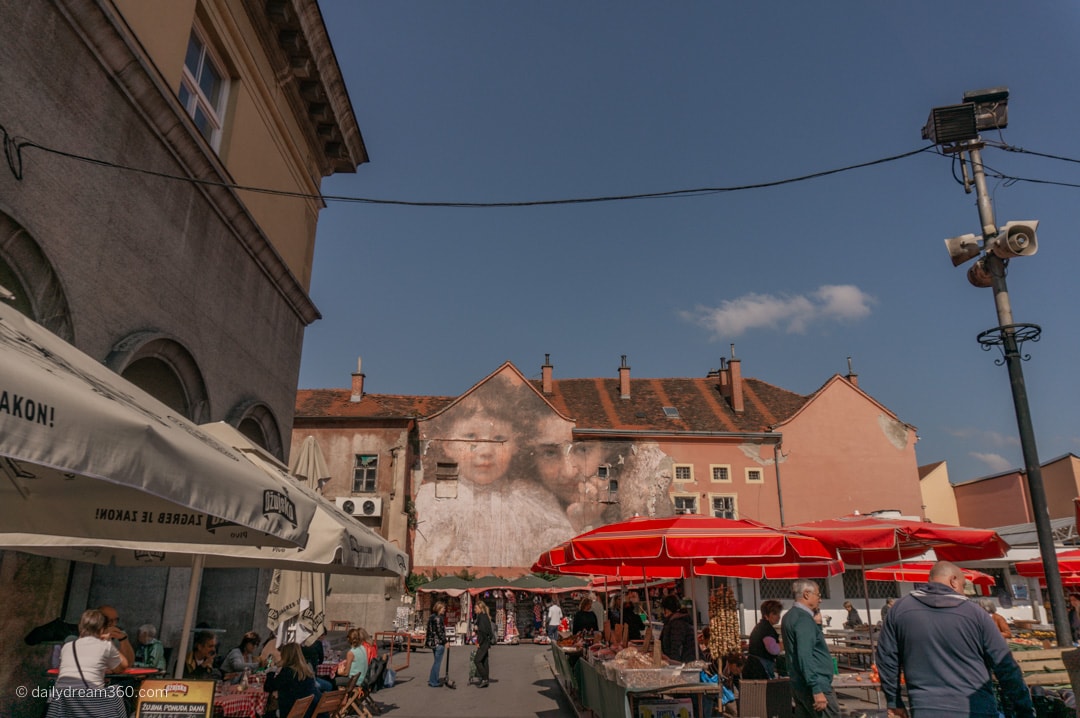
[774, 439, 785, 526]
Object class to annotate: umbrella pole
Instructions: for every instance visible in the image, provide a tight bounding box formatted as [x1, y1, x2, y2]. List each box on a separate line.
[642, 565, 652, 634]
[173, 554, 205, 679]
[689, 568, 699, 661]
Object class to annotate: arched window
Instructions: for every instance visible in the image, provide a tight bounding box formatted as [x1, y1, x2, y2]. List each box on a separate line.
[107, 332, 210, 422]
[0, 211, 73, 339]
[228, 401, 283, 461]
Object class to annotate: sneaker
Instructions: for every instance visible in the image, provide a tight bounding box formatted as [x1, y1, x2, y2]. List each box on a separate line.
[479, 681, 489, 688]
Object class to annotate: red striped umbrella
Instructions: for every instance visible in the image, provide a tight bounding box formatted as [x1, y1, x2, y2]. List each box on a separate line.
[785, 515, 1010, 565]
[532, 516, 843, 579]
[864, 561, 996, 588]
[1014, 548, 1080, 579]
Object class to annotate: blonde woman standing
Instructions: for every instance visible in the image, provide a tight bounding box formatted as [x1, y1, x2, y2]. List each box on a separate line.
[473, 601, 494, 688]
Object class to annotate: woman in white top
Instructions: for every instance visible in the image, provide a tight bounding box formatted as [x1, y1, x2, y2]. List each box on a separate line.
[48, 608, 129, 718]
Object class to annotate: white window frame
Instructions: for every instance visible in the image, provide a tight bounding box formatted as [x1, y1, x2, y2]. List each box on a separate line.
[179, 24, 229, 149]
[673, 464, 694, 482]
[672, 493, 698, 515]
[709, 493, 738, 519]
[745, 467, 764, 484]
[709, 464, 732, 483]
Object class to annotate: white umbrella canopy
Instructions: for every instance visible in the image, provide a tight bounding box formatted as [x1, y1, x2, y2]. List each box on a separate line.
[0, 424, 410, 575]
[0, 422, 408, 676]
[0, 302, 316, 546]
[291, 435, 331, 493]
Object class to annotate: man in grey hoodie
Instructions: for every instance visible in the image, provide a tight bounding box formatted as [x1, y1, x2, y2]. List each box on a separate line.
[875, 560, 1034, 718]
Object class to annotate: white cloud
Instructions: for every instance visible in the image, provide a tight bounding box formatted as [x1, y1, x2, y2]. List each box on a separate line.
[680, 285, 875, 338]
[945, 427, 1020, 448]
[969, 451, 1014, 473]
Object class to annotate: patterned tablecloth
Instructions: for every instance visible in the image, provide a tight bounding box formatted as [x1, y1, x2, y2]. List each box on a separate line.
[317, 661, 339, 679]
[213, 686, 269, 718]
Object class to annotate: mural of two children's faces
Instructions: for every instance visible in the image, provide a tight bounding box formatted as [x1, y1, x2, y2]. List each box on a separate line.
[412, 370, 673, 568]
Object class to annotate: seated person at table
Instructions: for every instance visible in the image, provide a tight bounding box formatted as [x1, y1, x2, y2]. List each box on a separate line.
[300, 636, 334, 692]
[744, 600, 782, 679]
[133, 623, 166, 671]
[720, 653, 746, 716]
[184, 630, 222, 680]
[842, 601, 864, 629]
[265, 643, 321, 718]
[221, 631, 268, 678]
[335, 627, 370, 687]
[47, 608, 129, 718]
[572, 597, 600, 634]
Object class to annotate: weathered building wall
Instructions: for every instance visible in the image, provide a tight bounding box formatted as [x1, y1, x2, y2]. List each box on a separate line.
[0, 1, 363, 712]
[772, 378, 923, 525]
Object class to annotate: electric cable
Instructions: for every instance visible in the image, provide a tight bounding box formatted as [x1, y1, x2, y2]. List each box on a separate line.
[1, 121, 937, 208]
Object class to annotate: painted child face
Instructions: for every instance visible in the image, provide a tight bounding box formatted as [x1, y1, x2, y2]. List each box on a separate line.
[445, 413, 514, 486]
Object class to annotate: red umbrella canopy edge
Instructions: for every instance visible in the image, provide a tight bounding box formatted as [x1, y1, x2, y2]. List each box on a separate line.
[1014, 548, 1080, 578]
[785, 515, 1010, 566]
[864, 561, 996, 588]
[566, 515, 836, 562]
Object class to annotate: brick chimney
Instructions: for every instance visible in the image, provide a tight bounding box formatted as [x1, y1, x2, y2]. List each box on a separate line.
[350, 356, 365, 402]
[845, 356, 859, 387]
[717, 357, 730, 398]
[728, 344, 744, 413]
[618, 355, 631, 400]
[542, 354, 553, 394]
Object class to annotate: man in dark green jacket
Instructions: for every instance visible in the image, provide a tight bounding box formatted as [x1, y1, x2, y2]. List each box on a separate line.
[781, 580, 838, 718]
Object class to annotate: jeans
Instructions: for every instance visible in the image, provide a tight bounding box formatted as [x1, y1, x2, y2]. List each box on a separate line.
[792, 689, 839, 718]
[429, 643, 445, 686]
[546, 625, 559, 642]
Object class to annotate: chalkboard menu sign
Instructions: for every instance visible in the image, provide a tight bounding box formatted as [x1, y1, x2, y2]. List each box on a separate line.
[134, 679, 214, 717]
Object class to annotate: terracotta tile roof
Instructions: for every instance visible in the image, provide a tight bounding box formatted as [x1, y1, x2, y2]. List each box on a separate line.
[295, 389, 454, 419]
[295, 373, 810, 433]
[533, 376, 810, 433]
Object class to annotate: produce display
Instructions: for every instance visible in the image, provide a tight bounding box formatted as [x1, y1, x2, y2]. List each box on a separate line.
[708, 585, 741, 658]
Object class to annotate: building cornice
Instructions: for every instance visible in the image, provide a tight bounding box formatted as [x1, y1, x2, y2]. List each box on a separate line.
[247, 0, 368, 175]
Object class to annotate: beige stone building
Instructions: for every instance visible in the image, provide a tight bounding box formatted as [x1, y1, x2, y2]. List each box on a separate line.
[0, 1, 364, 714]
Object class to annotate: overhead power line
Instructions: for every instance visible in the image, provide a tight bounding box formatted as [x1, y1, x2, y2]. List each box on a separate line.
[9, 123, 1074, 207]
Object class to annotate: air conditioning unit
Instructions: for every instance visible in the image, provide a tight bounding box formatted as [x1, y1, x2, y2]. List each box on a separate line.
[335, 496, 382, 518]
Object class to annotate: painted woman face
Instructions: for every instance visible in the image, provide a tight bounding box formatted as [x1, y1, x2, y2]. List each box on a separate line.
[444, 413, 514, 486]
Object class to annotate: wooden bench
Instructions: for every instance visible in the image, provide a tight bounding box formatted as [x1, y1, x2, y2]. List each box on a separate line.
[1013, 648, 1069, 687]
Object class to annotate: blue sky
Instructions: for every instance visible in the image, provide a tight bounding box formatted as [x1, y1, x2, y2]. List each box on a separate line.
[300, 2, 1080, 485]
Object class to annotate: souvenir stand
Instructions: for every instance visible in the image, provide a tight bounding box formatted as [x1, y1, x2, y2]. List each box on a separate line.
[415, 576, 472, 645]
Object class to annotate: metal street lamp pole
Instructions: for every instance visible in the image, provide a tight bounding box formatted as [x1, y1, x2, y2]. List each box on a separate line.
[966, 145, 1072, 646]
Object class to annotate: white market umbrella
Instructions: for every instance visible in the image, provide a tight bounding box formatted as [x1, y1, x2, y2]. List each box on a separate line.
[0, 423, 408, 675]
[0, 301, 317, 546]
[291, 435, 332, 493]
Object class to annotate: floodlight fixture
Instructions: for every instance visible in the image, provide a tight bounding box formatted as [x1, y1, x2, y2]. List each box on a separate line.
[922, 87, 1009, 145]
